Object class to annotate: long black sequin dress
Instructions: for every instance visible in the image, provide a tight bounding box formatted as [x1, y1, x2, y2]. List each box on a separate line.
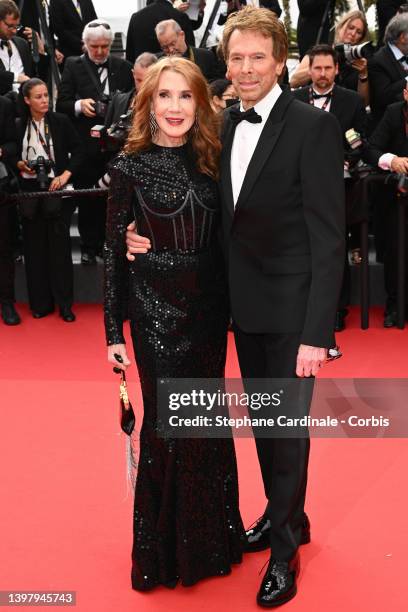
[104, 144, 245, 590]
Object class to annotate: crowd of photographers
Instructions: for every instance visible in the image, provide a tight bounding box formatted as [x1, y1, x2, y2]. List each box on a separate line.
[2, 0, 408, 330]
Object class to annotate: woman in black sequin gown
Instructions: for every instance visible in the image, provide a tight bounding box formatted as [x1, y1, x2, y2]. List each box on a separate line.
[104, 58, 245, 591]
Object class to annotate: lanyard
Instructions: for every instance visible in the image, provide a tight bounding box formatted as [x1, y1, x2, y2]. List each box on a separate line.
[81, 54, 111, 96]
[308, 87, 332, 112]
[27, 117, 54, 165]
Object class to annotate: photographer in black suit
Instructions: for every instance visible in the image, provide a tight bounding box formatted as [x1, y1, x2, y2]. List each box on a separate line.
[0, 94, 19, 325]
[16, 78, 84, 321]
[49, 0, 97, 59]
[293, 45, 367, 331]
[57, 19, 133, 264]
[155, 19, 223, 81]
[369, 12, 408, 124]
[365, 82, 408, 326]
[126, 0, 204, 65]
[0, 0, 48, 96]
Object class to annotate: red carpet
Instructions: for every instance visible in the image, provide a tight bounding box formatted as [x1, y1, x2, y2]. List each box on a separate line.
[0, 305, 407, 611]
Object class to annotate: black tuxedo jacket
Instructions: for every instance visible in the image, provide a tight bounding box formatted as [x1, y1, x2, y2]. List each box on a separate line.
[366, 101, 408, 164]
[56, 54, 133, 142]
[16, 111, 84, 177]
[368, 45, 407, 123]
[49, 0, 97, 58]
[220, 88, 345, 347]
[293, 85, 367, 145]
[0, 36, 49, 95]
[126, 0, 202, 64]
[158, 46, 223, 81]
[0, 95, 17, 164]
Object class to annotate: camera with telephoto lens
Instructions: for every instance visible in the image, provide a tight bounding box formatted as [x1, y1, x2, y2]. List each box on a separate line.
[94, 94, 111, 118]
[91, 110, 132, 153]
[27, 156, 53, 190]
[335, 41, 375, 64]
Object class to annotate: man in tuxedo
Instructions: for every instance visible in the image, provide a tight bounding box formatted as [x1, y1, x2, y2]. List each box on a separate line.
[155, 19, 223, 81]
[0, 94, 20, 325]
[369, 12, 408, 124]
[105, 52, 158, 128]
[126, 7, 345, 606]
[57, 18, 133, 264]
[293, 44, 367, 332]
[49, 0, 97, 59]
[125, 0, 203, 65]
[0, 0, 48, 95]
[365, 83, 408, 326]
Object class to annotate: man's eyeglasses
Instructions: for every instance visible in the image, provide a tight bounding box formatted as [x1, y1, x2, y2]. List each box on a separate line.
[2, 20, 20, 31]
[88, 22, 111, 30]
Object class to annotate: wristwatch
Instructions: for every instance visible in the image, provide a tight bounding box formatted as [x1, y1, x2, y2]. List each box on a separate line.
[359, 75, 368, 82]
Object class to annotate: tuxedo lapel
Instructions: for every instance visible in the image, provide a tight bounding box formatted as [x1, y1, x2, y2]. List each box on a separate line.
[220, 112, 236, 217]
[234, 88, 293, 212]
[385, 46, 406, 79]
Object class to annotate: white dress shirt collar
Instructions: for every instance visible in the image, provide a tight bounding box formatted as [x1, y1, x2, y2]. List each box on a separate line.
[388, 42, 405, 61]
[240, 82, 282, 122]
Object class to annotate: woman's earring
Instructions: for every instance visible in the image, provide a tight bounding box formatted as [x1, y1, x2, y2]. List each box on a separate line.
[192, 115, 199, 135]
[149, 111, 158, 137]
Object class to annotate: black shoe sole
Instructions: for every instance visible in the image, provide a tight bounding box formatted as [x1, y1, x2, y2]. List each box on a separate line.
[245, 529, 310, 553]
[257, 586, 297, 608]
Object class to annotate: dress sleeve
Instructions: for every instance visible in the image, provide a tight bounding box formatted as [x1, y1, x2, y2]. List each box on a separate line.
[103, 165, 134, 346]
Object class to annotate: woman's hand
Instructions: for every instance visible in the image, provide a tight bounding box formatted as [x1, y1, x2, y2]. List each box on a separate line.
[108, 344, 131, 371]
[351, 58, 367, 75]
[49, 171, 71, 192]
[17, 160, 35, 175]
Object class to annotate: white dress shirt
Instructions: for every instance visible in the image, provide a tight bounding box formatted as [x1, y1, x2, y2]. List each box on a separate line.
[311, 87, 333, 112]
[22, 118, 55, 179]
[0, 39, 25, 93]
[230, 83, 282, 206]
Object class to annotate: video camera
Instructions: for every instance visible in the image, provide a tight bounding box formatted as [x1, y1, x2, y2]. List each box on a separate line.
[344, 129, 372, 179]
[335, 41, 375, 64]
[27, 156, 53, 189]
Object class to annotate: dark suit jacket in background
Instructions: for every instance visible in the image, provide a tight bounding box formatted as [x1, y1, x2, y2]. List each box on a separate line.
[15, 111, 84, 177]
[368, 45, 407, 124]
[49, 0, 97, 58]
[293, 84, 367, 145]
[220, 88, 345, 348]
[366, 100, 408, 164]
[158, 46, 224, 81]
[0, 35, 49, 95]
[126, 0, 202, 64]
[0, 95, 17, 163]
[105, 89, 134, 127]
[296, 0, 335, 60]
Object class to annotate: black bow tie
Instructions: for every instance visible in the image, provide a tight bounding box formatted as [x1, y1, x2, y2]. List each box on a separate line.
[229, 106, 262, 125]
[0, 39, 10, 50]
[312, 91, 333, 99]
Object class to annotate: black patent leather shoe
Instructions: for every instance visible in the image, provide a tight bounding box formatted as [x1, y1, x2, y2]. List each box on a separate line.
[334, 309, 347, 332]
[245, 514, 310, 553]
[257, 552, 300, 608]
[384, 311, 397, 328]
[60, 306, 76, 322]
[1, 302, 21, 325]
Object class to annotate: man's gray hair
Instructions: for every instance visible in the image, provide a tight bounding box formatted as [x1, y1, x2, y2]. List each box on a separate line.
[83, 19, 114, 44]
[134, 52, 159, 68]
[155, 19, 182, 38]
[384, 13, 408, 45]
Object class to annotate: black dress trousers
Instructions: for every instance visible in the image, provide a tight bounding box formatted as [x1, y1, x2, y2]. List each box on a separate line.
[233, 325, 312, 561]
[19, 179, 74, 313]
